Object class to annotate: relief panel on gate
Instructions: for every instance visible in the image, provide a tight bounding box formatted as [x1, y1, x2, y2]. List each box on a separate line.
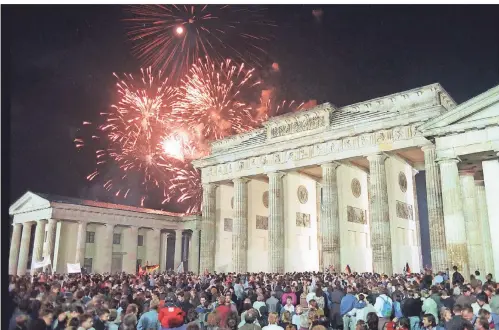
[297, 185, 309, 204]
[296, 212, 311, 228]
[351, 178, 361, 198]
[224, 218, 233, 232]
[262, 191, 269, 208]
[396, 200, 413, 220]
[347, 206, 367, 224]
[398, 172, 408, 193]
[256, 216, 268, 230]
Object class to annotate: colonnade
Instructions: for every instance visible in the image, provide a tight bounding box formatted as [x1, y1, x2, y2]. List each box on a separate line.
[8, 220, 201, 275]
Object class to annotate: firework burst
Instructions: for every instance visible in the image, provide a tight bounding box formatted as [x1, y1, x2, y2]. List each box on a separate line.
[124, 5, 275, 80]
[76, 67, 185, 205]
[174, 56, 262, 141]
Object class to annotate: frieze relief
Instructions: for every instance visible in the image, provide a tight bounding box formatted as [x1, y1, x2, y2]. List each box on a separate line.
[296, 212, 311, 228]
[347, 206, 367, 224]
[269, 116, 327, 139]
[396, 201, 414, 220]
[224, 218, 233, 232]
[202, 125, 417, 183]
[256, 216, 268, 230]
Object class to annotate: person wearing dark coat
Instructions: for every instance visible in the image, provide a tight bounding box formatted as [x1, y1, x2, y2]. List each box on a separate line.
[329, 285, 345, 329]
[28, 308, 53, 330]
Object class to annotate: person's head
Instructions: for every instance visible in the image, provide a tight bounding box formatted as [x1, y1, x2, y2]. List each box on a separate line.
[122, 313, 138, 330]
[149, 297, 160, 310]
[206, 312, 219, 327]
[186, 323, 201, 330]
[286, 296, 292, 305]
[422, 314, 436, 328]
[441, 308, 452, 322]
[453, 304, 463, 316]
[366, 312, 379, 330]
[453, 266, 458, 272]
[268, 312, 279, 325]
[281, 310, 292, 323]
[477, 293, 488, 306]
[309, 299, 318, 309]
[224, 292, 232, 304]
[39, 308, 54, 326]
[478, 309, 491, 320]
[475, 270, 481, 276]
[476, 317, 490, 330]
[70, 305, 84, 319]
[244, 309, 258, 324]
[79, 314, 94, 330]
[15, 314, 28, 328]
[295, 305, 303, 315]
[396, 317, 410, 330]
[177, 291, 185, 302]
[97, 308, 110, 322]
[462, 306, 474, 322]
[125, 303, 138, 315]
[108, 309, 118, 322]
[356, 320, 366, 330]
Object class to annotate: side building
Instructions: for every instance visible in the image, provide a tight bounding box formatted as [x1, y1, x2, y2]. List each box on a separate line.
[9, 192, 201, 275]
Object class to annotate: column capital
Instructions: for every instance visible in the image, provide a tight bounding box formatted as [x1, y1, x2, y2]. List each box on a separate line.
[320, 162, 340, 170]
[202, 183, 218, 191]
[437, 157, 460, 165]
[266, 171, 286, 179]
[421, 144, 436, 152]
[367, 153, 387, 163]
[232, 177, 251, 184]
[412, 168, 419, 176]
[12, 222, 22, 227]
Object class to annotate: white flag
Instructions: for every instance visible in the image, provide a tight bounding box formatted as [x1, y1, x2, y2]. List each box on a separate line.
[176, 262, 184, 273]
[32, 256, 51, 269]
[67, 263, 81, 273]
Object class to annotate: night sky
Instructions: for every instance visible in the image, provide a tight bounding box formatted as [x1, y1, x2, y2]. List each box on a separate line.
[5, 5, 499, 212]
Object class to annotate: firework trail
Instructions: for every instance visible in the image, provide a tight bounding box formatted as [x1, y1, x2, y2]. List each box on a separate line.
[124, 5, 275, 80]
[174, 56, 262, 141]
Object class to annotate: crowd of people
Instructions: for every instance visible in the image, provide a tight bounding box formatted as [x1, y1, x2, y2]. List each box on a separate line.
[7, 265, 499, 330]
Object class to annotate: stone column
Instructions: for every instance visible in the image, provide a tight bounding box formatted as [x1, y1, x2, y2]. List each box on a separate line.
[200, 183, 216, 273]
[476, 182, 495, 276]
[422, 145, 448, 272]
[320, 163, 341, 272]
[146, 229, 161, 267]
[268, 172, 285, 273]
[17, 222, 33, 276]
[189, 229, 200, 274]
[438, 158, 469, 280]
[31, 220, 47, 274]
[43, 219, 57, 263]
[483, 156, 499, 279]
[182, 233, 190, 262]
[160, 231, 168, 272]
[9, 223, 23, 275]
[232, 177, 249, 273]
[412, 170, 423, 272]
[367, 154, 392, 275]
[101, 224, 115, 273]
[174, 230, 183, 269]
[123, 226, 138, 274]
[459, 171, 485, 274]
[75, 221, 87, 265]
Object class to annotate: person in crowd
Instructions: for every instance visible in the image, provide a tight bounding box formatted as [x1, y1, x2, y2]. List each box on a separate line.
[421, 290, 439, 324]
[451, 266, 465, 286]
[473, 293, 493, 316]
[29, 308, 54, 330]
[478, 309, 499, 329]
[491, 288, 499, 315]
[137, 297, 161, 330]
[475, 317, 491, 330]
[374, 288, 392, 330]
[281, 296, 295, 315]
[365, 312, 379, 330]
[262, 313, 283, 330]
[422, 314, 437, 330]
[266, 292, 281, 314]
[462, 305, 477, 327]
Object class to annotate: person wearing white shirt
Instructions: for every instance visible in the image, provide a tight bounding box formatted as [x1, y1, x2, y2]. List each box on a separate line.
[374, 289, 393, 330]
[262, 312, 284, 330]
